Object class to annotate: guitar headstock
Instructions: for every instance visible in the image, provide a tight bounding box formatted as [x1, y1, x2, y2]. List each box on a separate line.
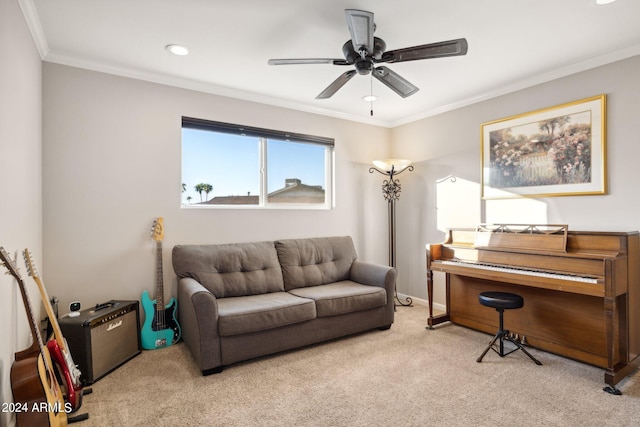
[151, 217, 165, 242]
[22, 249, 39, 278]
[0, 246, 24, 282]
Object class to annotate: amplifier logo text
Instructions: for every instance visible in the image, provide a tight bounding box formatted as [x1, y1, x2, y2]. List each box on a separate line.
[107, 319, 122, 331]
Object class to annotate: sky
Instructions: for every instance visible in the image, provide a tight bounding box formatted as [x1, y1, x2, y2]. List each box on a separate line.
[182, 128, 326, 203]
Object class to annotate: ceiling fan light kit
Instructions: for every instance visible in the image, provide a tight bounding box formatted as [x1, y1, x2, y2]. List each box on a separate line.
[268, 9, 468, 101]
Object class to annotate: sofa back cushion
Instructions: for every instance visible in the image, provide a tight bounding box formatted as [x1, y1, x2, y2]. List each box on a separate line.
[172, 242, 284, 298]
[275, 236, 357, 291]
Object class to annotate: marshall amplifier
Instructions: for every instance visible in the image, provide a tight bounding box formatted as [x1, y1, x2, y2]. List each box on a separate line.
[59, 300, 141, 385]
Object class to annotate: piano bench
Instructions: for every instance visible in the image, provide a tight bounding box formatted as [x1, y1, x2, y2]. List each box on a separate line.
[476, 291, 542, 366]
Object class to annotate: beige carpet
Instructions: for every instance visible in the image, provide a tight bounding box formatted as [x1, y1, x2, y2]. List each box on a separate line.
[77, 305, 640, 426]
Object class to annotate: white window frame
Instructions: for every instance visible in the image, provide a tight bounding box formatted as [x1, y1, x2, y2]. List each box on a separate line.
[181, 117, 334, 210]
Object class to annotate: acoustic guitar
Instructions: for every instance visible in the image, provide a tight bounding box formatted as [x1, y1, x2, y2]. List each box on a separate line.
[140, 218, 181, 350]
[23, 249, 83, 412]
[1, 246, 68, 427]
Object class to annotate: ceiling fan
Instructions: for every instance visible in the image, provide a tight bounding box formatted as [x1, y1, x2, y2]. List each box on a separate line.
[268, 9, 468, 99]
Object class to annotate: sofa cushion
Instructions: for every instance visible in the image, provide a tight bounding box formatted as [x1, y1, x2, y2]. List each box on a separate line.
[275, 236, 357, 291]
[288, 281, 387, 317]
[172, 242, 284, 298]
[217, 292, 316, 336]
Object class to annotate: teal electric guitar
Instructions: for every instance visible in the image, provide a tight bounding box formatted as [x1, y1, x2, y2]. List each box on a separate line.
[140, 217, 181, 350]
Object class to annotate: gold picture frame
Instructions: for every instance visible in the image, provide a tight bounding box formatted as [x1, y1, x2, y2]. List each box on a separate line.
[481, 95, 606, 199]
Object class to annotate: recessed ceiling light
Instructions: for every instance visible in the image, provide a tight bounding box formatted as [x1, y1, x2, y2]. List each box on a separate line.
[166, 44, 189, 56]
[596, 0, 616, 5]
[362, 95, 377, 102]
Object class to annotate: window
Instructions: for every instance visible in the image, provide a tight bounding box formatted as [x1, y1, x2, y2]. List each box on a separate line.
[181, 117, 334, 208]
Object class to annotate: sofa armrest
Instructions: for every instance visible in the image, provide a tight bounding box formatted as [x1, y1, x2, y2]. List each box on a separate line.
[178, 277, 222, 373]
[350, 261, 397, 325]
[350, 261, 396, 289]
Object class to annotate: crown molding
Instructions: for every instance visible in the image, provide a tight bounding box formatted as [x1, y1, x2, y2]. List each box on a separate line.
[19, 0, 49, 59]
[43, 50, 392, 128]
[389, 42, 640, 128]
[45, 42, 640, 130]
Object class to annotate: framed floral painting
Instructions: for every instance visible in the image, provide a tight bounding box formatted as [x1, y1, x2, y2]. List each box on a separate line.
[481, 95, 606, 199]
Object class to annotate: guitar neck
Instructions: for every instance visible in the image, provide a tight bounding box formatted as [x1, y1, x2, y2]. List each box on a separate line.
[23, 249, 68, 352]
[0, 248, 46, 358]
[32, 275, 67, 351]
[18, 279, 47, 354]
[10, 271, 54, 380]
[155, 240, 165, 308]
[14, 282, 46, 361]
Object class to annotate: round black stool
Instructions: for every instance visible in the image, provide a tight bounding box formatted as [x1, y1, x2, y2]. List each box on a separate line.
[476, 291, 542, 365]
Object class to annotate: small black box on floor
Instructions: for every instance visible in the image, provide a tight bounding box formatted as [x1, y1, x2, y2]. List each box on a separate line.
[59, 300, 141, 385]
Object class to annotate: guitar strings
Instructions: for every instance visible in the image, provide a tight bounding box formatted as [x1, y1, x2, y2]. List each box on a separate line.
[157, 240, 166, 330]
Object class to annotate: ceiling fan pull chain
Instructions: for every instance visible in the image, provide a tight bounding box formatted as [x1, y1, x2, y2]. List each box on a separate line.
[370, 74, 374, 116]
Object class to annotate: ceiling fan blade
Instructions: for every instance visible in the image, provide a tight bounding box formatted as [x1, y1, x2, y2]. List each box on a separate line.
[268, 58, 350, 66]
[316, 70, 357, 99]
[345, 9, 374, 54]
[373, 66, 419, 98]
[380, 38, 468, 63]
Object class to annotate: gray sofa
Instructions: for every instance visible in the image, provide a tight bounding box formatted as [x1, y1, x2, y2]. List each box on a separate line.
[172, 236, 396, 374]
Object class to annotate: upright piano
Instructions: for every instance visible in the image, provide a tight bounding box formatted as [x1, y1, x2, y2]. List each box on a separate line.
[426, 224, 640, 391]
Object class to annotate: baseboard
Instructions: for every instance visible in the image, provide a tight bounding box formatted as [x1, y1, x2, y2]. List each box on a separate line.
[396, 293, 446, 313]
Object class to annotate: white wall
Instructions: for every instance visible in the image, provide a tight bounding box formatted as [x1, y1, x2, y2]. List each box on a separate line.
[391, 55, 640, 303]
[0, 1, 43, 426]
[42, 63, 392, 314]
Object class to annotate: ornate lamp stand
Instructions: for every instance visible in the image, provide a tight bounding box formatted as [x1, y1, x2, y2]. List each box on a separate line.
[369, 159, 414, 307]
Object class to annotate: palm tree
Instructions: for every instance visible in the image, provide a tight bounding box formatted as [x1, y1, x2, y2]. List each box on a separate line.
[186, 196, 192, 204]
[194, 183, 205, 202]
[194, 183, 213, 202]
[203, 184, 213, 201]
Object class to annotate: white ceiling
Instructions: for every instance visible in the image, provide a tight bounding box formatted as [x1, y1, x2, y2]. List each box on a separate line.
[24, 0, 640, 127]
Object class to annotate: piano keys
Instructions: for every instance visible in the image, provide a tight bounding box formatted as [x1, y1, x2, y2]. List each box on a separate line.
[426, 224, 640, 392]
[439, 260, 599, 284]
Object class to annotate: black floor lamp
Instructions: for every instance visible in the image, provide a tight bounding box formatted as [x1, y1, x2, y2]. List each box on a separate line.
[369, 159, 413, 307]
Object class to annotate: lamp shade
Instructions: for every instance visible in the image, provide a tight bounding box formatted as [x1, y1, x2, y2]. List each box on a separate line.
[372, 159, 412, 173]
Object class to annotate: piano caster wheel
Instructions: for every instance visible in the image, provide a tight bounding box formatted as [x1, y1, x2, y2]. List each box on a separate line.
[603, 385, 622, 395]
